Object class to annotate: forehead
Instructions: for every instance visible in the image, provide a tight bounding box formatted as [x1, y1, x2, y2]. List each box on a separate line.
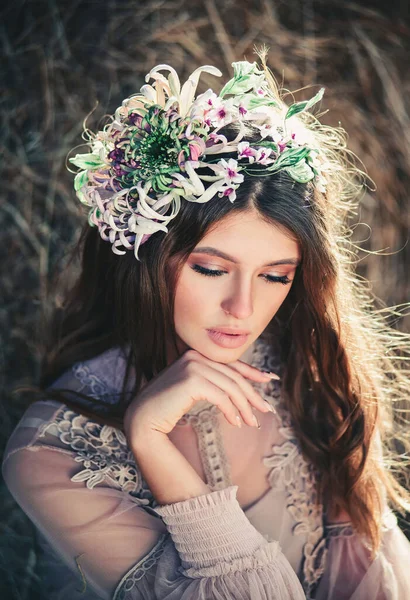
[194, 211, 300, 264]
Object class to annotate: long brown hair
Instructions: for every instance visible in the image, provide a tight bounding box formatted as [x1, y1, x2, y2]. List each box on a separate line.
[34, 83, 410, 562]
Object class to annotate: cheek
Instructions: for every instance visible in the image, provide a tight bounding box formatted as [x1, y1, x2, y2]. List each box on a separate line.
[258, 283, 293, 320]
[174, 273, 209, 326]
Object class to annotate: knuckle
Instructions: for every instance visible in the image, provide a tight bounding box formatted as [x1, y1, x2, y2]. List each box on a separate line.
[183, 352, 202, 370]
[183, 349, 200, 362]
[214, 389, 229, 406]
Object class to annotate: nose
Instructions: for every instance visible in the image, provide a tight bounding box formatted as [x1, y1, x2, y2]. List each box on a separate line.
[221, 275, 254, 319]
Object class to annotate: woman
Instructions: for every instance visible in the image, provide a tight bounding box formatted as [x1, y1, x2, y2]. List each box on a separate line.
[3, 56, 410, 599]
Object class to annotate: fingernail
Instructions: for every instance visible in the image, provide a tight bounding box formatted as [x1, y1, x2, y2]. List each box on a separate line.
[252, 414, 261, 428]
[236, 415, 242, 428]
[261, 371, 280, 380]
[264, 400, 276, 413]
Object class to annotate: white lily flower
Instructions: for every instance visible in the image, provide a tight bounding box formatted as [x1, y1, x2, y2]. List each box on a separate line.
[213, 158, 245, 185]
[179, 66, 222, 117]
[203, 120, 246, 155]
[146, 64, 181, 97]
[139, 84, 158, 104]
[145, 64, 222, 117]
[184, 161, 206, 195]
[255, 123, 283, 142]
[133, 216, 170, 235]
[206, 97, 236, 127]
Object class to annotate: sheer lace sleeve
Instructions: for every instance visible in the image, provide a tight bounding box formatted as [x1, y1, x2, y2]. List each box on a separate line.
[314, 515, 410, 600]
[3, 397, 305, 599]
[314, 425, 410, 600]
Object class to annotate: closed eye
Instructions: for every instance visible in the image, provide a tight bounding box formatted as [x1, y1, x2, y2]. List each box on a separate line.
[190, 264, 292, 285]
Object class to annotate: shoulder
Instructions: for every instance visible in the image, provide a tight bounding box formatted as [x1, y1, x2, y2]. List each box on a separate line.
[49, 345, 132, 406]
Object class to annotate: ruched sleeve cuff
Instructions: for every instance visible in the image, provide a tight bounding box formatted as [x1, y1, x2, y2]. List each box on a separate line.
[152, 485, 277, 576]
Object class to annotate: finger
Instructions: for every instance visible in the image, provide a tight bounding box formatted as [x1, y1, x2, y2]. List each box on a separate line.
[228, 359, 280, 382]
[200, 378, 245, 428]
[198, 364, 259, 427]
[193, 355, 274, 415]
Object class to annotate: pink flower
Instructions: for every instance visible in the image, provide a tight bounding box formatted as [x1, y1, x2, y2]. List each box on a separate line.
[188, 139, 206, 161]
[206, 98, 235, 127]
[218, 158, 244, 185]
[254, 147, 275, 165]
[238, 103, 248, 117]
[218, 186, 237, 202]
[238, 141, 256, 162]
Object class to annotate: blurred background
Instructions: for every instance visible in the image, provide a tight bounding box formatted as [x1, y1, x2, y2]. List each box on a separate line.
[1, 1, 410, 598]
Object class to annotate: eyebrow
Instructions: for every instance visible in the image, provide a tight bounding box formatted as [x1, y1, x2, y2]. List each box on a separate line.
[192, 246, 301, 267]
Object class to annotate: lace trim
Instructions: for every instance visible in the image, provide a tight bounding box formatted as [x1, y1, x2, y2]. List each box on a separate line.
[41, 408, 157, 507]
[72, 362, 112, 401]
[325, 507, 397, 539]
[175, 405, 233, 491]
[325, 523, 355, 538]
[252, 335, 327, 600]
[113, 534, 168, 599]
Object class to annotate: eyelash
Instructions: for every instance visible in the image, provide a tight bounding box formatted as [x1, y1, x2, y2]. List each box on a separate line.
[191, 264, 292, 285]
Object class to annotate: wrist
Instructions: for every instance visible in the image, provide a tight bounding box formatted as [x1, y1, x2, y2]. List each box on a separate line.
[125, 419, 166, 454]
[127, 423, 210, 505]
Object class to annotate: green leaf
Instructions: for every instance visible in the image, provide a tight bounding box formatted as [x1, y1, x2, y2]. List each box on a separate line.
[87, 210, 97, 227]
[284, 161, 315, 183]
[154, 176, 171, 192]
[273, 146, 310, 169]
[69, 153, 105, 170]
[254, 140, 278, 151]
[219, 61, 265, 97]
[246, 96, 277, 110]
[232, 61, 260, 78]
[74, 170, 89, 191]
[285, 88, 325, 120]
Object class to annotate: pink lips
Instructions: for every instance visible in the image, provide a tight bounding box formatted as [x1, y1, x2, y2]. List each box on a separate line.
[206, 328, 250, 348]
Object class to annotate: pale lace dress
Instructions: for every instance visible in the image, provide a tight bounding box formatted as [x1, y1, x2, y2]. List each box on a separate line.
[3, 334, 410, 599]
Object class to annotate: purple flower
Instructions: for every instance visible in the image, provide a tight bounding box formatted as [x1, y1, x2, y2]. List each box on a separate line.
[205, 132, 228, 148]
[108, 147, 125, 162]
[113, 164, 127, 176]
[128, 112, 143, 127]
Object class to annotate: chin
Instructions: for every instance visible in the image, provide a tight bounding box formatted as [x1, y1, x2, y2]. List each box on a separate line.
[200, 339, 248, 363]
[176, 329, 251, 363]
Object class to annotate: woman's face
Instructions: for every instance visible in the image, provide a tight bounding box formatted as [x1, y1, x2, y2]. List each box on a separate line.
[172, 209, 300, 363]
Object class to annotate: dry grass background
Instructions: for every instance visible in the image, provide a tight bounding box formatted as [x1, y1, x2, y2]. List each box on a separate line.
[1, 1, 410, 598]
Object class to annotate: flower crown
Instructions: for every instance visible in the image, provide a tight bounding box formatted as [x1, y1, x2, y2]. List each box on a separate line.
[70, 60, 327, 259]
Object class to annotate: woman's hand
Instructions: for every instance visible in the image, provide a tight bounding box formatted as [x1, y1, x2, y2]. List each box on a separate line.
[124, 348, 278, 441]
